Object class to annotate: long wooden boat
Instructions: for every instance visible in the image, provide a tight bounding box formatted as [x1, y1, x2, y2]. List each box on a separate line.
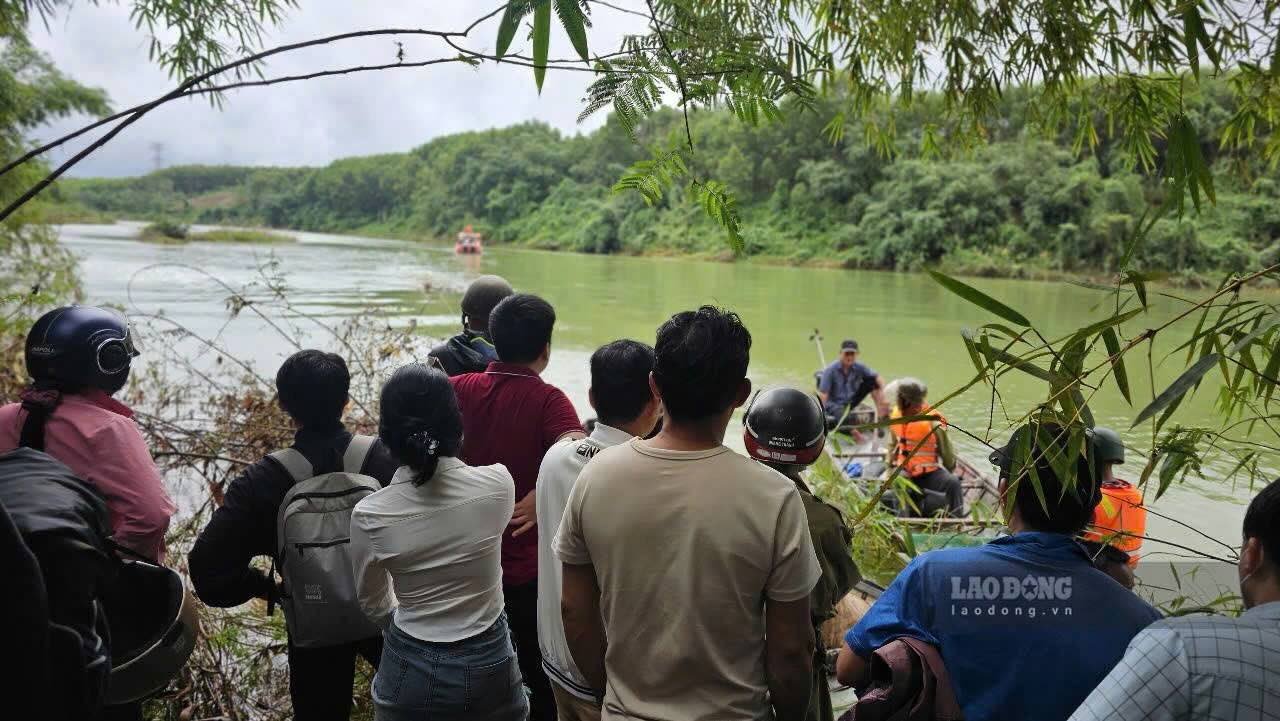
[823, 406, 1003, 541]
[822, 579, 884, 714]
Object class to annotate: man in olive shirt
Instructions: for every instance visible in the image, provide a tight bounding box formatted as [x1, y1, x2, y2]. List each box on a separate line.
[744, 387, 861, 721]
[556, 306, 821, 721]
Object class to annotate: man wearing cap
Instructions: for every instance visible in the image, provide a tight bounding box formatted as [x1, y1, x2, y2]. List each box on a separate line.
[817, 339, 889, 426]
[428, 274, 514, 376]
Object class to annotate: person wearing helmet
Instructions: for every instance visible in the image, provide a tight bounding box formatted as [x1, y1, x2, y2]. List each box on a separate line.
[428, 274, 514, 376]
[744, 386, 860, 721]
[0, 306, 175, 563]
[888, 379, 964, 517]
[1080, 427, 1146, 587]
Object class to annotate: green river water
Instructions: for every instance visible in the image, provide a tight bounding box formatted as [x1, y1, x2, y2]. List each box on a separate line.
[61, 221, 1258, 568]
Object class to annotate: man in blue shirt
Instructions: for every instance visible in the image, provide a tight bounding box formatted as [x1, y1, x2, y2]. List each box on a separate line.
[836, 421, 1161, 721]
[817, 340, 889, 424]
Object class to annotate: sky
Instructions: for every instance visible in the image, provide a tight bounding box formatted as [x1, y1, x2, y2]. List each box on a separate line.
[29, 2, 646, 178]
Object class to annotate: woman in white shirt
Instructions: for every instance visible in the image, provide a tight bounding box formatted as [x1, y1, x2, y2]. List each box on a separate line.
[351, 363, 526, 721]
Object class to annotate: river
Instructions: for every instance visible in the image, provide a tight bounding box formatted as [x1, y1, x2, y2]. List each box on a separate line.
[61, 221, 1254, 575]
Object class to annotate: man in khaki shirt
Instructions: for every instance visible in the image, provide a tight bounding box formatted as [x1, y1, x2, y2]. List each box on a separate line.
[555, 306, 822, 721]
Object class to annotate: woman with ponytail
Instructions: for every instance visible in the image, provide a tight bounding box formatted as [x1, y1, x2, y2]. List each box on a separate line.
[350, 363, 527, 721]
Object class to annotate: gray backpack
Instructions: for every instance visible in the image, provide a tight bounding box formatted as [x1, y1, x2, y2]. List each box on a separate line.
[272, 435, 382, 648]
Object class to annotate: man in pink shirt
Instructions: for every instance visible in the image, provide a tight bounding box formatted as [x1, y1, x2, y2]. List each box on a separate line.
[0, 306, 174, 562]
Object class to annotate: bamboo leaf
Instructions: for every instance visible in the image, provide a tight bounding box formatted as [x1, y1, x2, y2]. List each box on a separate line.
[1102, 327, 1132, 404]
[1262, 338, 1280, 403]
[1229, 314, 1279, 356]
[532, 0, 550, 93]
[495, 0, 530, 58]
[963, 328, 1056, 382]
[553, 0, 590, 62]
[1122, 270, 1150, 308]
[962, 333, 987, 376]
[1155, 391, 1185, 433]
[1183, 7, 1201, 80]
[1225, 451, 1257, 483]
[927, 270, 1030, 326]
[1132, 354, 1220, 428]
[1067, 308, 1144, 345]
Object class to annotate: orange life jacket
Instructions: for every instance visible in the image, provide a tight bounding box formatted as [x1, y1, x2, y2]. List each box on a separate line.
[1085, 479, 1146, 567]
[892, 405, 946, 478]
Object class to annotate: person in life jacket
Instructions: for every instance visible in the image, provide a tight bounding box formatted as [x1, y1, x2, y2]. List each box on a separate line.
[1081, 427, 1146, 578]
[0, 306, 175, 563]
[427, 274, 514, 376]
[888, 378, 964, 517]
[744, 387, 861, 721]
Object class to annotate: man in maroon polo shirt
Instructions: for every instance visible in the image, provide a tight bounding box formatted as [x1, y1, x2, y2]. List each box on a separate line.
[451, 292, 584, 721]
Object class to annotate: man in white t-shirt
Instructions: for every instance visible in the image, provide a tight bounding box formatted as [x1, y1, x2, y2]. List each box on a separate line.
[536, 340, 663, 721]
[555, 306, 822, 721]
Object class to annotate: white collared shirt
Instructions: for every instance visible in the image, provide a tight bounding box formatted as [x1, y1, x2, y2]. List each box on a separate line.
[350, 457, 514, 642]
[536, 422, 633, 700]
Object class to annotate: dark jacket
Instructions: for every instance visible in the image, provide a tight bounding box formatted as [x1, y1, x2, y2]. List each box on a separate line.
[793, 477, 862, 721]
[845, 637, 963, 721]
[0, 448, 114, 721]
[428, 331, 498, 377]
[188, 423, 398, 608]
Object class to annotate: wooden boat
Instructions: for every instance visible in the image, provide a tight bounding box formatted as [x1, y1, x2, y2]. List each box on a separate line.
[824, 405, 1003, 543]
[455, 225, 483, 255]
[823, 579, 884, 713]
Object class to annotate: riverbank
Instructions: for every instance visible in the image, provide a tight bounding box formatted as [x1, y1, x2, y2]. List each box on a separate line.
[68, 212, 1239, 290]
[48, 81, 1276, 283]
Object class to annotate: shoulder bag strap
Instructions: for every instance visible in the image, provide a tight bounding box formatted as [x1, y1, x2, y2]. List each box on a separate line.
[268, 448, 313, 484]
[343, 434, 376, 475]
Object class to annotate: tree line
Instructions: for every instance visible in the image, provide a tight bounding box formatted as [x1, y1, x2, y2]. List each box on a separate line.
[51, 78, 1279, 279]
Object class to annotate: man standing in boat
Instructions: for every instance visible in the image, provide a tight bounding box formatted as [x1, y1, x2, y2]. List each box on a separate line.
[428, 274, 513, 376]
[817, 339, 890, 427]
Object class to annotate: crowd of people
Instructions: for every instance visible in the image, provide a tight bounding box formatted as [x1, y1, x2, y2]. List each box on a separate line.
[1, 275, 1277, 721]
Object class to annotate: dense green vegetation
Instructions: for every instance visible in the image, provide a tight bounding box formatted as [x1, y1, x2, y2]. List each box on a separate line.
[139, 220, 190, 243]
[52, 81, 1277, 278]
[190, 227, 295, 243]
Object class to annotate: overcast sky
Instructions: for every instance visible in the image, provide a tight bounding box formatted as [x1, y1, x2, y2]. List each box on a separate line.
[30, 2, 646, 178]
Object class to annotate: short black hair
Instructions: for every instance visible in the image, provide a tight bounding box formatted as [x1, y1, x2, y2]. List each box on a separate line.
[276, 350, 350, 428]
[590, 340, 655, 427]
[490, 293, 556, 364]
[994, 421, 1102, 534]
[1244, 478, 1280, 571]
[653, 306, 752, 422]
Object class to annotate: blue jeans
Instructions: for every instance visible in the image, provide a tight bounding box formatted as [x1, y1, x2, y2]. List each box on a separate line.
[372, 615, 529, 721]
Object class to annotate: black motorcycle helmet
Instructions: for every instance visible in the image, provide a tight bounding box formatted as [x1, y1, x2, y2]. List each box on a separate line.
[25, 306, 139, 394]
[743, 387, 827, 467]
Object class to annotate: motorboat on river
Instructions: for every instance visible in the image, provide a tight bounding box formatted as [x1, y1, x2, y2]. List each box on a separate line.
[455, 225, 483, 255]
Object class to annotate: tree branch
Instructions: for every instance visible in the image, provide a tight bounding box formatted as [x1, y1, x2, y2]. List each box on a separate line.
[0, 12, 509, 219]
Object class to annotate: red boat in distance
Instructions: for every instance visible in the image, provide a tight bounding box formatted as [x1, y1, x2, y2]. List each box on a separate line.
[455, 225, 483, 255]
